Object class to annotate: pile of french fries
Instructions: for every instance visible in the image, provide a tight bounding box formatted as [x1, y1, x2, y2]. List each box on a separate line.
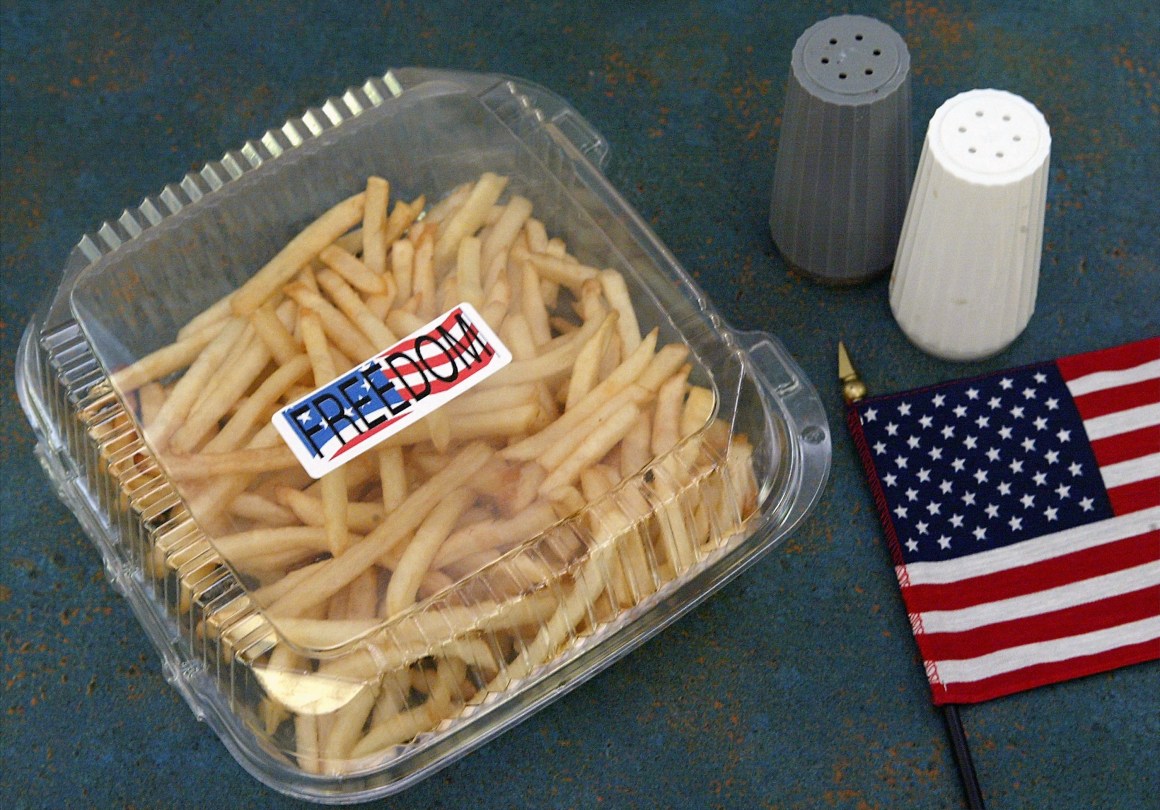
[100, 173, 760, 774]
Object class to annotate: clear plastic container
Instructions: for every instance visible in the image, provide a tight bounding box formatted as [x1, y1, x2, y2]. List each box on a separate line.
[15, 68, 830, 803]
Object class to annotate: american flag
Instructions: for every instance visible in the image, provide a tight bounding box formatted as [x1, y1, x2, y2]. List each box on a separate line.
[849, 337, 1160, 704]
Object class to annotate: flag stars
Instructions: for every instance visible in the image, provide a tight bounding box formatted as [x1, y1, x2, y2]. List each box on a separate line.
[915, 521, 930, 535]
[1044, 506, 1059, 522]
[999, 378, 1014, 390]
[873, 441, 887, 455]
[1069, 462, 1083, 477]
[1045, 450, 1060, 465]
[929, 446, 944, 461]
[974, 469, 989, 484]
[296, 411, 313, 425]
[919, 415, 934, 429]
[1010, 405, 1025, 419]
[998, 426, 1014, 440]
[962, 491, 977, 506]
[940, 480, 954, 495]
[1045, 397, 1060, 411]
[952, 458, 966, 473]
[1034, 372, 1047, 384]
[1056, 484, 1071, 500]
[942, 425, 956, 440]
[883, 473, 898, 487]
[1033, 471, 1048, 487]
[949, 514, 965, 528]
[975, 415, 991, 429]
[863, 407, 878, 422]
[985, 447, 1001, 463]
[1008, 516, 1023, 531]
[988, 396, 1002, 410]
[1079, 497, 1095, 512]
[907, 435, 921, 449]
[894, 504, 908, 519]
[997, 481, 1012, 496]
[905, 488, 919, 503]
[906, 538, 919, 553]
[985, 503, 1000, 519]
[1034, 416, 1048, 431]
[895, 455, 909, 469]
[964, 435, 979, 450]
[1023, 387, 1037, 400]
[973, 526, 988, 541]
[1009, 459, 1024, 474]
[927, 501, 942, 516]
[1057, 429, 1071, 443]
[1021, 437, 1036, 452]
[966, 388, 980, 400]
[898, 402, 913, 416]
[938, 535, 952, 550]
[917, 468, 932, 483]
[885, 422, 899, 436]
[1021, 493, 1036, 509]
[933, 394, 947, 407]
[953, 405, 969, 418]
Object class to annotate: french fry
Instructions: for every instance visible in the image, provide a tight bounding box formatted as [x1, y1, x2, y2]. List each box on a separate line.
[319, 244, 388, 295]
[147, 317, 248, 447]
[384, 488, 475, 617]
[599, 269, 643, 355]
[315, 269, 397, 350]
[456, 236, 484, 307]
[480, 195, 533, 277]
[231, 191, 366, 315]
[112, 317, 228, 393]
[301, 310, 349, 557]
[434, 173, 509, 263]
[361, 176, 389, 277]
[251, 302, 303, 366]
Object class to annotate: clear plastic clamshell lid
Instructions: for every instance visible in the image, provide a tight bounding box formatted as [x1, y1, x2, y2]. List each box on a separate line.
[16, 67, 830, 802]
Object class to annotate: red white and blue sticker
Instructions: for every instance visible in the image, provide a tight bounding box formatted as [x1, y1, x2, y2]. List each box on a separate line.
[272, 302, 511, 478]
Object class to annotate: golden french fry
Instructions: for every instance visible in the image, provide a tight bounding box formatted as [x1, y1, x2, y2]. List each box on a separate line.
[147, 317, 248, 447]
[383, 195, 424, 246]
[251, 302, 303, 366]
[526, 252, 599, 291]
[316, 269, 397, 350]
[361, 176, 389, 276]
[434, 173, 509, 263]
[319, 244, 388, 295]
[112, 317, 228, 393]
[285, 283, 377, 363]
[232, 192, 366, 315]
[599, 269, 642, 355]
[384, 488, 475, 617]
[538, 402, 640, 495]
[204, 354, 310, 453]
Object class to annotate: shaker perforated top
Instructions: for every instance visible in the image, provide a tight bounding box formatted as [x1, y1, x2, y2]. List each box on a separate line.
[927, 89, 1052, 184]
[796, 15, 909, 101]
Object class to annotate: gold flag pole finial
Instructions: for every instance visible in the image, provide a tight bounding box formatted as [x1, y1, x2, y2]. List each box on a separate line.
[838, 341, 868, 404]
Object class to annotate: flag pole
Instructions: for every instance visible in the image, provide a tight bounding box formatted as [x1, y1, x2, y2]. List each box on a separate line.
[839, 342, 987, 810]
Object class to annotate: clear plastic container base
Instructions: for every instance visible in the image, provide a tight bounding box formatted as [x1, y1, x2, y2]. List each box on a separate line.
[16, 68, 831, 803]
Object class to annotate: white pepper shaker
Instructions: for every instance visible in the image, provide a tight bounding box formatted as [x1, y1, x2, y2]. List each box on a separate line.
[890, 88, 1051, 360]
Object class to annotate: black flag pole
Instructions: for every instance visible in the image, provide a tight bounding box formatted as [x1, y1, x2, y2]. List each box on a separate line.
[839, 342, 986, 810]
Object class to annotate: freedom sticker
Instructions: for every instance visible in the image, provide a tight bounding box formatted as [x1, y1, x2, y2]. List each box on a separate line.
[273, 303, 511, 478]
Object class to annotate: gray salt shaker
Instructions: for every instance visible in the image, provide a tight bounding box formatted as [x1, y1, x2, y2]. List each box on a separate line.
[770, 15, 913, 284]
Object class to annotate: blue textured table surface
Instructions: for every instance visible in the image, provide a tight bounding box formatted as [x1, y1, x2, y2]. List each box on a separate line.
[2, 2, 1156, 808]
